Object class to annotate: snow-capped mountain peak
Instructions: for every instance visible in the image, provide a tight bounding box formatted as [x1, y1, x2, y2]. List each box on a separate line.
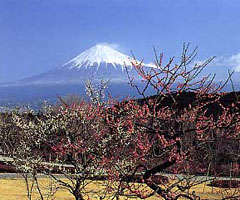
[63, 44, 134, 70]
[4, 44, 153, 87]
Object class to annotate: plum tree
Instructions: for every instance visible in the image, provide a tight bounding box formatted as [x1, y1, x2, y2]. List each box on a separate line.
[1, 44, 239, 200]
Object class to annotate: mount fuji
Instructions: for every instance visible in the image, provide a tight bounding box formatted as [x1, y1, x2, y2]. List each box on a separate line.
[0, 44, 153, 107]
[0, 44, 239, 107]
[7, 44, 149, 86]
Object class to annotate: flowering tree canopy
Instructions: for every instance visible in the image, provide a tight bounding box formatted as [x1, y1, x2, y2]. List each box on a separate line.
[1, 44, 239, 200]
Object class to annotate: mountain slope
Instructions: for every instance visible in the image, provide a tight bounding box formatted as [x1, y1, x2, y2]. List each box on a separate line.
[62, 44, 134, 70]
[5, 44, 149, 86]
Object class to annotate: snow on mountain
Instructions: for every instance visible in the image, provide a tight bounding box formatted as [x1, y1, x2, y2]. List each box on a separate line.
[62, 44, 134, 70]
[3, 44, 150, 86]
[1, 44, 239, 106]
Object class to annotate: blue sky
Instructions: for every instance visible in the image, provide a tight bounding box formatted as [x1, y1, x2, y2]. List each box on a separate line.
[0, 0, 240, 82]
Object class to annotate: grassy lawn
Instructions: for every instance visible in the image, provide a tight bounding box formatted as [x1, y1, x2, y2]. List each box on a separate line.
[0, 177, 239, 200]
